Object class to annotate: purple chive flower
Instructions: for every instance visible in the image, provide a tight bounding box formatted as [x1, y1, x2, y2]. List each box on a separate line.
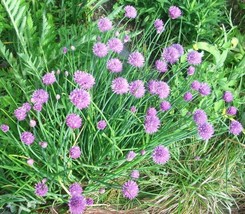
[162, 46, 180, 64]
[42, 72, 56, 85]
[187, 66, 195, 75]
[155, 60, 168, 73]
[97, 17, 112, 32]
[69, 89, 91, 110]
[69, 183, 83, 196]
[229, 120, 243, 135]
[187, 51, 202, 65]
[107, 58, 123, 73]
[21, 132, 35, 145]
[193, 109, 207, 125]
[122, 180, 139, 200]
[147, 107, 157, 117]
[107, 38, 123, 54]
[22, 102, 31, 112]
[152, 145, 170, 164]
[131, 170, 140, 179]
[14, 107, 27, 121]
[124, 5, 137, 18]
[184, 92, 193, 101]
[0, 124, 9, 133]
[93, 42, 108, 58]
[69, 195, 86, 214]
[97, 120, 107, 130]
[129, 80, 145, 98]
[226, 106, 237, 115]
[199, 83, 211, 96]
[160, 101, 171, 112]
[30, 119, 37, 127]
[191, 80, 201, 91]
[39, 141, 48, 148]
[123, 35, 130, 43]
[130, 106, 137, 113]
[35, 180, 48, 197]
[31, 89, 49, 105]
[74, 71, 95, 90]
[33, 103, 43, 112]
[66, 114, 82, 129]
[198, 122, 214, 140]
[148, 80, 170, 99]
[126, 151, 136, 161]
[223, 91, 233, 103]
[169, 6, 182, 19]
[111, 77, 129, 94]
[140, 150, 146, 155]
[86, 198, 94, 206]
[144, 114, 161, 134]
[27, 158, 34, 166]
[128, 51, 145, 68]
[63, 47, 68, 54]
[154, 19, 164, 33]
[171, 44, 184, 56]
[69, 146, 81, 159]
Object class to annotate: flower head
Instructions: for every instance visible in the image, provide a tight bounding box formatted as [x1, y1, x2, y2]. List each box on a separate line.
[69, 183, 83, 196]
[21, 131, 35, 145]
[74, 71, 95, 90]
[0, 124, 9, 133]
[97, 120, 107, 130]
[30, 119, 37, 127]
[93, 42, 108, 58]
[140, 150, 146, 155]
[187, 51, 202, 65]
[193, 109, 207, 125]
[126, 151, 136, 161]
[226, 106, 237, 116]
[148, 80, 170, 99]
[69, 195, 86, 214]
[130, 106, 137, 113]
[154, 19, 164, 33]
[184, 92, 193, 101]
[144, 114, 160, 134]
[191, 80, 201, 90]
[107, 38, 123, 53]
[42, 72, 56, 85]
[35, 180, 48, 197]
[14, 107, 27, 121]
[131, 170, 140, 179]
[146, 107, 157, 117]
[129, 80, 145, 98]
[22, 102, 31, 112]
[169, 6, 182, 19]
[199, 83, 211, 96]
[152, 145, 170, 164]
[111, 77, 129, 94]
[33, 103, 43, 112]
[69, 146, 81, 159]
[31, 89, 49, 105]
[128, 52, 145, 68]
[86, 198, 94, 206]
[107, 58, 123, 73]
[162, 46, 180, 64]
[27, 158, 34, 166]
[66, 114, 82, 129]
[124, 6, 137, 18]
[69, 89, 91, 110]
[122, 180, 139, 200]
[39, 141, 48, 148]
[98, 17, 112, 32]
[229, 120, 243, 135]
[198, 122, 214, 140]
[171, 44, 184, 56]
[155, 60, 168, 73]
[187, 66, 195, 75]
[223, 91, 233, 103]
[160, 101, 171, 111]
